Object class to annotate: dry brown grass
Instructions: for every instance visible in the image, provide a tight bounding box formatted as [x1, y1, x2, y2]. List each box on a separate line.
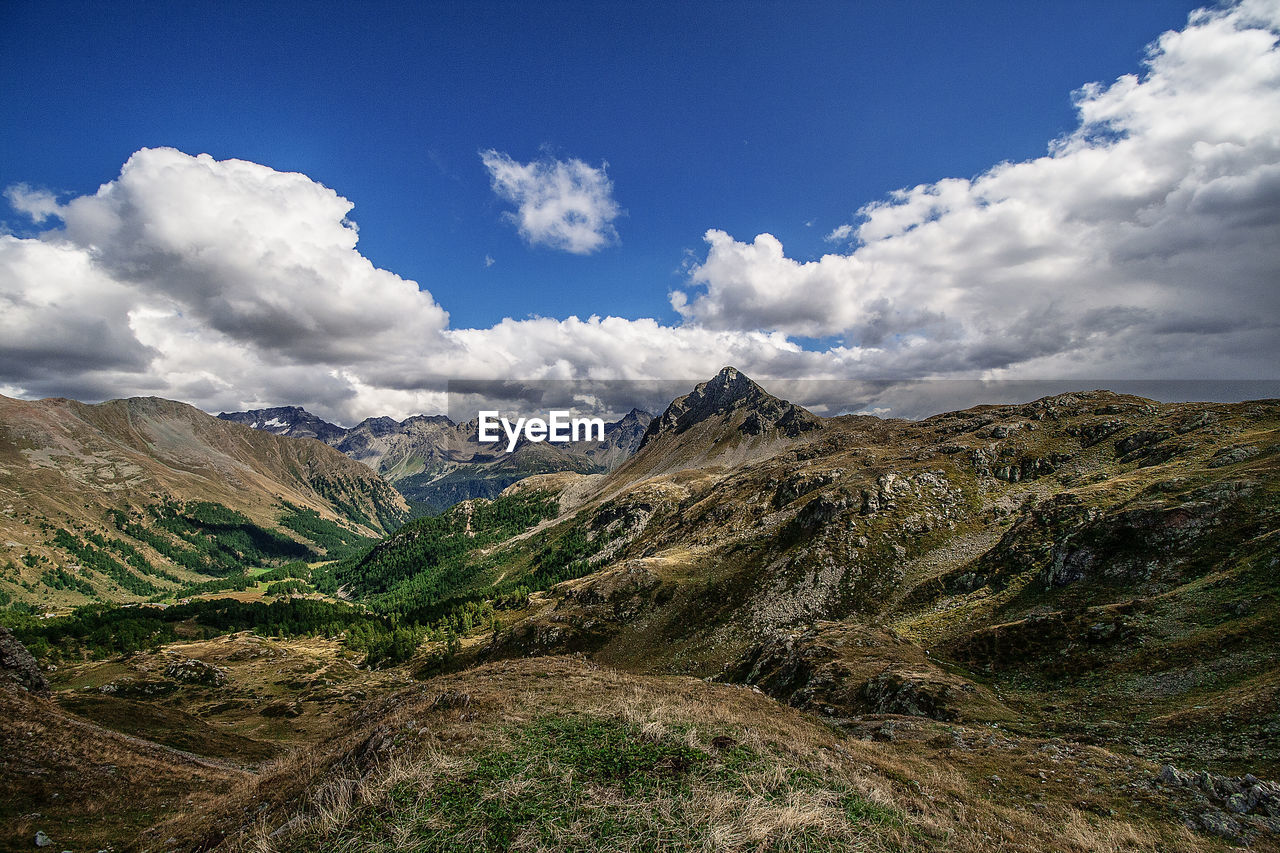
[134, 656, 1231, 853]
[0, 684, 248, 853]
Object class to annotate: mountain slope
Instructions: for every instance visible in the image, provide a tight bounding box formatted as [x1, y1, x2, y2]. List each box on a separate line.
[394, 374, 1277, 790]
[607, 366, 821, 488]
[0, 680, 249, 853]
[220, 404, 653, 511]
[0, 394, 408, 607]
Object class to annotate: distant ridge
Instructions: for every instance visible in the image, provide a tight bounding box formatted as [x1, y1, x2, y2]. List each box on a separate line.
[217, 406, 346, 444]
[219, 403, 653, 511]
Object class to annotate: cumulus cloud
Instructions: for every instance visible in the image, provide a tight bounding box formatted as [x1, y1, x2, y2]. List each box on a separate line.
[1, 2, 1277, 423]
[480, 149, 620, 254]
[3, 184, 61, 223]
[56, 149, 450, 364]
[0, 149, 757, 421]
[824, 223, 853, 243]
[1, 148, 454, 422]
[672, 0, 1280, 381]
[0, 236, 155, 380]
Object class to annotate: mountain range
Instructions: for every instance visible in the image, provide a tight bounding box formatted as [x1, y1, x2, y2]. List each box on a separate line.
[217, 405, 652, 511]
[1, 368, 1277, 852]
[0, 394, 407, 610]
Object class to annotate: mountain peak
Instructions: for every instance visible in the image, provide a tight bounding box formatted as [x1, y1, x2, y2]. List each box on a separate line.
[638, 368, 820, 449]
[701, 365, 758, 402]
[217, 405, 346, 444]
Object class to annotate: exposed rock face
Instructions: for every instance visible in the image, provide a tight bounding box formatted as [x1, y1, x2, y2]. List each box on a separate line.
[720, 623, 1009, 723]
[955, 475, 1261, 595]
[1042, 479, 1257, 588]
[216, 405, 347, 443]
[639, 366, 821, 449]
[1157, 764, 1280, 841]
[1209, 444, 1261, 468]
[164, 657, 228, 687]
[591, 409, 653, 467]
[0, 627, 49, 696]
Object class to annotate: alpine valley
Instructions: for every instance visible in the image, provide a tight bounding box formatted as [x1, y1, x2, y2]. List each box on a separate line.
[2, 369, 1278, 852]
[216, 406, 653, 512]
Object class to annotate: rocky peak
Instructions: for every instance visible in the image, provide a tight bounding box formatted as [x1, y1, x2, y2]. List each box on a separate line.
[608, 408, 653, 436]
[402, 414, 457, 429]
[351, 416, 405, 438]
[217, 405, 346, 444]
[639, 367, 821, 449]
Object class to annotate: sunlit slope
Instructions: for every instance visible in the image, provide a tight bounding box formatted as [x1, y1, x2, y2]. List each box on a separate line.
[0, 394, 408, 606]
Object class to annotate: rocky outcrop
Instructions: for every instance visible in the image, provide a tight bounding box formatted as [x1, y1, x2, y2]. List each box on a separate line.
[1209, 444, 1261, 468]
[639, 367, 820, 449]
[0, 627, 49, 696]
[1156, 764, 1280, 842]
[164, 657, 228, 687]
[720, 623, 1009, 723]
[216, 405, 347, 443]
[992, 452, 1072, 482]
[1041, 479, 1258, 587]
[943, 603, 1139, 675]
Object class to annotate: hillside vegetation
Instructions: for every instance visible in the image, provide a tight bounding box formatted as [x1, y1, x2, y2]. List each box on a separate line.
[0, 394, 407, 611]
[2, 371, 1278, 851]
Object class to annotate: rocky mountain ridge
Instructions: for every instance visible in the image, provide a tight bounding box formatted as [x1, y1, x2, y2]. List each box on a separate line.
[219, 404, 653, 511]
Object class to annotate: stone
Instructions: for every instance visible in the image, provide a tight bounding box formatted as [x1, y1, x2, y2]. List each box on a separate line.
[1208, 445, 1260, 468]
[164, 657, 227, 687]
[1198, 810, 1242, 841]
[0, 627, 50, 696]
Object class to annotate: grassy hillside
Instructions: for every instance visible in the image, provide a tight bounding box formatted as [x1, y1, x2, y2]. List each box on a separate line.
[146, 656, 1218, 853]
[0, 394, 408, 610]
[3, 380, 1278, 851]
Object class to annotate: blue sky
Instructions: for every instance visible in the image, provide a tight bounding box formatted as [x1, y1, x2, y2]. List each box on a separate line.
[1, 1, 1277, 422]
[2, 1, 1203, 326]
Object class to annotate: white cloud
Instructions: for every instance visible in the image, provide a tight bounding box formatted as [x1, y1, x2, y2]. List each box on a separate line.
[1, 148, 453, 422]
[3, 184, 61, 223]
[1, 2, 1277, 424]
[824, 223, 853, 243]
[480, 149, 620, 254]
[672, 0, 1280, 380]
[56, 148, 450, 364]
[0, 236, 155, 382]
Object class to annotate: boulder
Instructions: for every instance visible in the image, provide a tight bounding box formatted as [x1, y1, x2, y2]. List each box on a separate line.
[164, 657, 228, 687]
[0, 626, 50, 696]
